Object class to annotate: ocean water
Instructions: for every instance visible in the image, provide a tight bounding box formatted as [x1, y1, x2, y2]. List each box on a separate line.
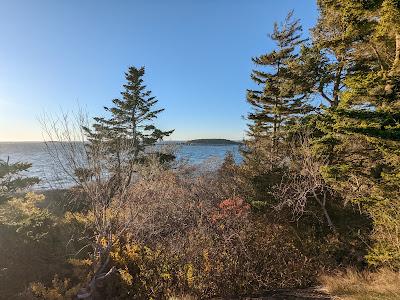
[0, 142, 242, 189]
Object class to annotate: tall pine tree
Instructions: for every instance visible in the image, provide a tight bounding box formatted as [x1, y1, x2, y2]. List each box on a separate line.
[83, 66, 174, 188]
[246, 12, 312, 147]
[310, 0, 400, 268]
[242, 12, 313, 203]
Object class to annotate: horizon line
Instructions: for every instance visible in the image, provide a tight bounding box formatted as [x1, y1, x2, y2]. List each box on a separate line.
[0, 138, 245, 143]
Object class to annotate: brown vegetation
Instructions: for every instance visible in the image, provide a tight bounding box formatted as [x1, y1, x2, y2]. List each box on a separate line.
[20, 161, 326, 299]
[2, 1, 400, 298]
[321, 268, 400, 300]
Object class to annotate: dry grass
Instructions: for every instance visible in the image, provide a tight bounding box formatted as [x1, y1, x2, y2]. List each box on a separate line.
[168, 296, 196, 300]
[321, 268, 400, 300]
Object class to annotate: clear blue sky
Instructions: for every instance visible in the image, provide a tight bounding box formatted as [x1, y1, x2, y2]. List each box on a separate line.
[0, 0, 318, 141]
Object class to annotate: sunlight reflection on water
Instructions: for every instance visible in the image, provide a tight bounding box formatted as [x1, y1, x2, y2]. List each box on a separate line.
[0, 142, 242, 189]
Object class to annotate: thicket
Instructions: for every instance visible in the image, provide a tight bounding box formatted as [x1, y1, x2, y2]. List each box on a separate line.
[1, 0, 400, 299]
[244, 0, 400, 270]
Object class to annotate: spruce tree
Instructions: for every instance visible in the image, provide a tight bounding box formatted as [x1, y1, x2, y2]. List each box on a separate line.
[309, 0, 378, 108]
[311, 0, 400, 268]
[243, 12, 313, 204]
[246, 12, 312, 147]
[0, 157, 40, 203]
[83, 66, 174, 187]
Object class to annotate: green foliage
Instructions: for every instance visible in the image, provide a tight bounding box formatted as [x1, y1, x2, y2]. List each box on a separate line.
[0, 158, 39, 202]
[310, 0, 400, 269]
[0, 191, 85, 299]
[243, 0, 400, 271]
[0, 192, 55, 241]
[364, 199, 400, 268]
[83, 66, 174, 172]
[4, 2, 400, 298]
[246, 11, 312, 142]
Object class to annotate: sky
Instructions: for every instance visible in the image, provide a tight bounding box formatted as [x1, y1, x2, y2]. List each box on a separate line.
[0, 0, 318, 141]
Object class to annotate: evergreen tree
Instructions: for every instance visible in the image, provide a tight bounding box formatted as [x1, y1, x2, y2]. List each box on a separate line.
[242, 12, 313, 205]
[246, 12, 312, 147]
[309, 0, 400, 198]
[309, 0, 378, 107]
[83, 66, 174, 187]
[0, 157, 40, 202]
[311, 0, 400, 268]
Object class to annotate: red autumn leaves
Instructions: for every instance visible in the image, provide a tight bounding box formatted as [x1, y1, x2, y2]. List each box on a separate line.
[211, 196, 250, 223]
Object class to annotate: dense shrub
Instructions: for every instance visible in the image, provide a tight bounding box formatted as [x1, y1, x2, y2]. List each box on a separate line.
[0, 192, 80, 299]
[58, 169, 317, 299]
[364, 199, 400, 269]
[25, 164, 325, 299]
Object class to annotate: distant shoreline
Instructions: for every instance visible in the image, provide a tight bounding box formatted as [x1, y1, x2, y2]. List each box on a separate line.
[0, 139, 244, 145]
[185, 139, 242, 146]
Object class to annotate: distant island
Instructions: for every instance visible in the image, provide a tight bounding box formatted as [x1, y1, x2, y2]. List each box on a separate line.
[186, 139, 242, 145]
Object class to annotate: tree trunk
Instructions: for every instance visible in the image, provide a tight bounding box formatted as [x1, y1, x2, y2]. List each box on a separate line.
[385, 32, 400, 94]
[393, 32, 400, 73]
[321, 203, 337, 234]
[312, 190, 337, 234]
[332, 62, 343, 107]
[77, 252, 115, 299]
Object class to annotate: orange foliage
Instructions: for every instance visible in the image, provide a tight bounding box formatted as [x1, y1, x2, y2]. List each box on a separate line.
[211, 196, 250, 223]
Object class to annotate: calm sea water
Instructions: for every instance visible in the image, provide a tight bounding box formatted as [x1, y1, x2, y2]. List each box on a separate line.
[0, 142, 242, 189]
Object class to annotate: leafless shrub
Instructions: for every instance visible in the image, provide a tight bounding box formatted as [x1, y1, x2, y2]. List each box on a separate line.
[99, 166, 321, 298]
[39, 109, 143, 299]
[273, 133, 337, 232]
[36, 112, 322, 299]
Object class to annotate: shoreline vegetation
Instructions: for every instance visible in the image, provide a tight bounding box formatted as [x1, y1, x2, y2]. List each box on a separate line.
[1, 1, 400, 299]
[185, 139, 242, 146]
[0, 139, 242, 145]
